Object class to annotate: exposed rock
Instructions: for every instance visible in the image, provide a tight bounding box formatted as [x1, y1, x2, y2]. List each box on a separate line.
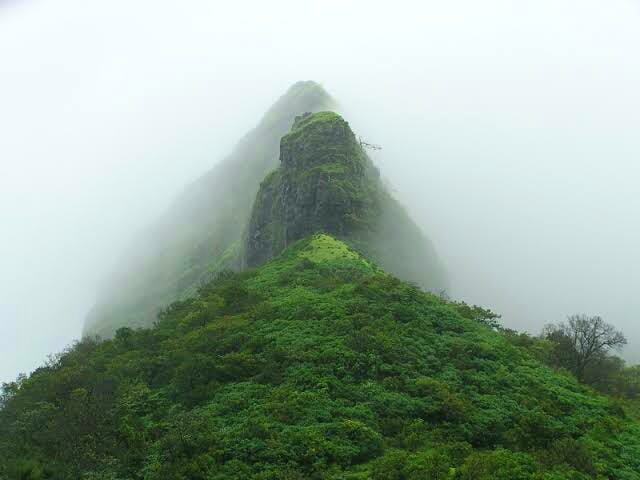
[243, 112, 379, 267]
[243, 112, 448, 294]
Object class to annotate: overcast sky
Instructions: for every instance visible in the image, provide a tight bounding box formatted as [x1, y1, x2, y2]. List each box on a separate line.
[1, 0, 639, 383]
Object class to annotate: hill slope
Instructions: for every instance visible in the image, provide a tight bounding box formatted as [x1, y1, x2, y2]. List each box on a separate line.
[83, 81, 336, 339]
[84, 86, 448, 339]
[2, 235, 638, 479]
[243, 111, 447, 292]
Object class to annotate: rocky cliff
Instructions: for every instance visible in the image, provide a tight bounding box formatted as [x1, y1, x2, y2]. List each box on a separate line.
[243, 111, 448, 292]
[243, 112, 379, 267]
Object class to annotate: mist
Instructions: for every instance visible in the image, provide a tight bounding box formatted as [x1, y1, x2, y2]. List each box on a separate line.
[1, 0, 639, 383]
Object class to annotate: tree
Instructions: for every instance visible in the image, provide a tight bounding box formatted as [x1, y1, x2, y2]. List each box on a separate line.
[543, 314, 627, 382]
[616, 365, 640, 398]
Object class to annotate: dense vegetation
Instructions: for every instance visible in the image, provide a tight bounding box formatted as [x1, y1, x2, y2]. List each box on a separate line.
[506, 317, 640, 400]
[3, 235, 639, 479]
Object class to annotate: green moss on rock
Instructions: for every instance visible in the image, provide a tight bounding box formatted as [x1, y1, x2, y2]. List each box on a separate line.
[243, 112, 380, 268]
[242, 111, 448, 294]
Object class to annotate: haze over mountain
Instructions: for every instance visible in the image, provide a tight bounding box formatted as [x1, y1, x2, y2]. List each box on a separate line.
[2, 104, 638, 478]
[81, 82, 338, 338]
[81, 84, 447, 340]
[2, 0, 640, 385]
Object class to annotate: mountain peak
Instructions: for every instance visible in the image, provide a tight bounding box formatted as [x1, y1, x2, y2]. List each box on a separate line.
[83, 82, 336, 338]
[259, 81, 335, 131]
[242, 106, 447, 291]
[291, 110, 343, 130]
[242, 111, 375, 268]
[281, 111, 359, 170]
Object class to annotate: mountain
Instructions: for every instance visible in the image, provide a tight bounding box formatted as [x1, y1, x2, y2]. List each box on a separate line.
[3, 84, 637, 479]
[243, 111, 447, 290]
[1, 234, 638, 479]
[83, 82, 447, 339]
[83, 81, 336, 338]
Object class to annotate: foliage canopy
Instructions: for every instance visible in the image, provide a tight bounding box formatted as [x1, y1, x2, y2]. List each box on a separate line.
[2, 235, 638, 479]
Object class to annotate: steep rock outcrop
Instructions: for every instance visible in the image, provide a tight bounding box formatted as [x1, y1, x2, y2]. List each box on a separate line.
[243, 112, 448, 293]
[244, 112, 379, 267]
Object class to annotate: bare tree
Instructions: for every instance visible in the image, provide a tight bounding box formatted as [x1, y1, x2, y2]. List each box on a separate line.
[543, 314, 627, 381]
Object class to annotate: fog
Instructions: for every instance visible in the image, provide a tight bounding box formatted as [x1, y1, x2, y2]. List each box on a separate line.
[1, 0, 639, 383]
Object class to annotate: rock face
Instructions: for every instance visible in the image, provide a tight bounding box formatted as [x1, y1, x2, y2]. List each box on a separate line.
[244, 112, 379, 267]
[243, 112, 448, 294]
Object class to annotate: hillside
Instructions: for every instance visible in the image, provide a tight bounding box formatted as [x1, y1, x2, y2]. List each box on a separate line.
[1, 234, 639, 479]
[7, 83, 637, 480]
[83, 84, 448, 339]
[243, 111, 447, 291]
[83, 81, 336, 339]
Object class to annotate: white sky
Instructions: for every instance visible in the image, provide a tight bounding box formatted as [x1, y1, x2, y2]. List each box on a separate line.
[1, 0, 639, 382]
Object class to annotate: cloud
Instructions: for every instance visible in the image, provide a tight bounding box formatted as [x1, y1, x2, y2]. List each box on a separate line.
[2, 0, 639, 382]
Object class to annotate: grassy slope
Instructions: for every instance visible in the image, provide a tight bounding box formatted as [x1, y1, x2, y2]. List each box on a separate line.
[2, 235, 638, 479]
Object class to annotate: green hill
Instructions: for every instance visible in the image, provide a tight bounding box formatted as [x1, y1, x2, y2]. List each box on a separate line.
[6, 84, 637, 479]
[83, 81, 336, 339]
[83, 85, 448, 340]
[83, 83, 447, 340]
[243, 111, 447, 291]
[2, 234, 638, 479]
